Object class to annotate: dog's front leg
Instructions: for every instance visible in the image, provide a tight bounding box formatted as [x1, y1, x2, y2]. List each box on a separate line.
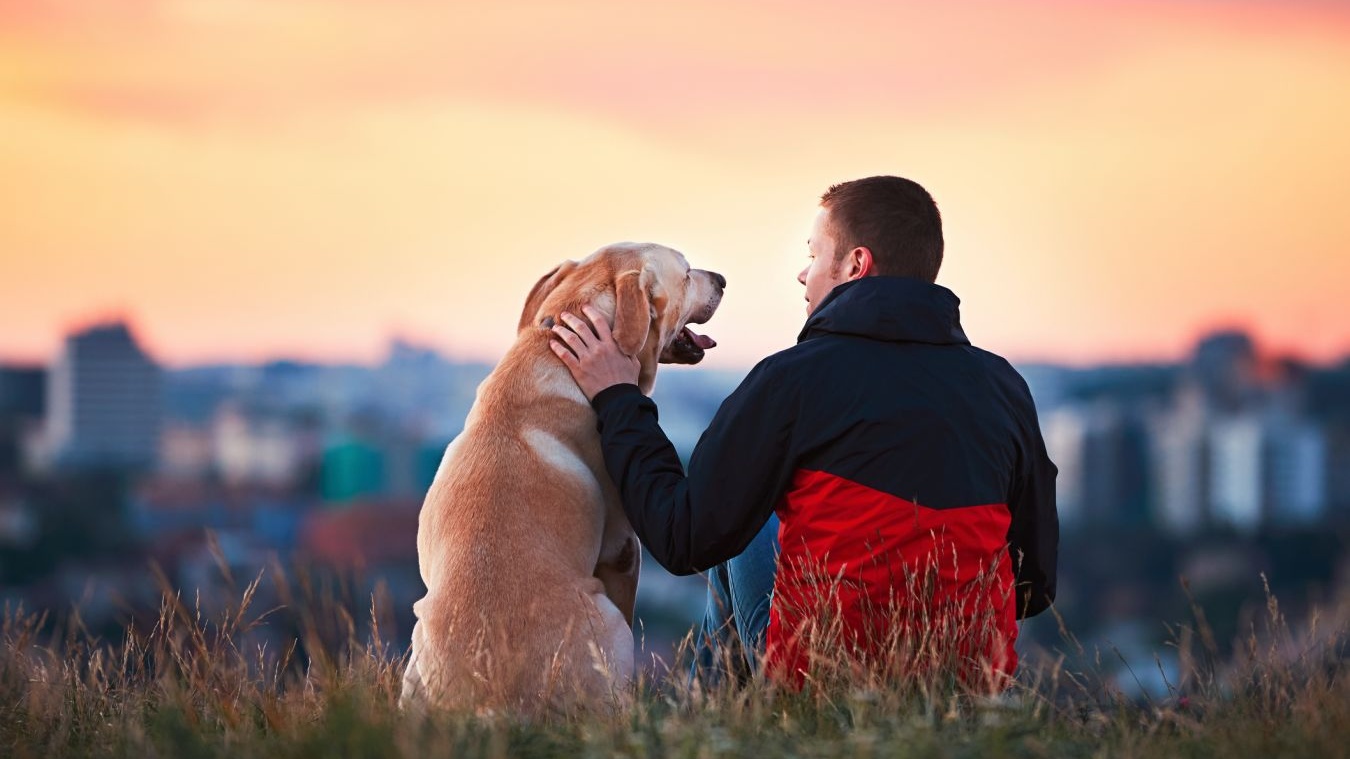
[594, 511, 641, 627]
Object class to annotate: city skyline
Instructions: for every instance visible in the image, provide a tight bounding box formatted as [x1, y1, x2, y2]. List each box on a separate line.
[4, 313, 1350, 374]
[5, 317, 1344, 538]
[3, 1, 1350, 368]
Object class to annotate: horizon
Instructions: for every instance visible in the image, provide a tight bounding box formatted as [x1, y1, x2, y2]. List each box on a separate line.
[4, 1, 1350, 369]
[4, 313, 1343, 374]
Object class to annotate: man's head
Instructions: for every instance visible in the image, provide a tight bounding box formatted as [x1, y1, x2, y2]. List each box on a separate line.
[797, 175, 944, 315]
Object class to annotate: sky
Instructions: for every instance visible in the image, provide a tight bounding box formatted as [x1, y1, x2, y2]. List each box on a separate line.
[2, 0, 1349, 370]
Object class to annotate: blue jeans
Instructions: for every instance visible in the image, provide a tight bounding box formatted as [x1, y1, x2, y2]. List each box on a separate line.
[693, 513, 780, 682]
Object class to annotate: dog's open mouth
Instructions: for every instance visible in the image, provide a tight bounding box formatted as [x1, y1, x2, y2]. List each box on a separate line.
[662, 324, 717, 365]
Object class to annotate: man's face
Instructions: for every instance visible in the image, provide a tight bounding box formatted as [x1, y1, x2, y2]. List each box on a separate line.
[797, 208, 850, 316]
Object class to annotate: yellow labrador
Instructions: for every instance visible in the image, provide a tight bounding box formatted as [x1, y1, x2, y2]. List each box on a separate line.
[401, 242, 724, 716]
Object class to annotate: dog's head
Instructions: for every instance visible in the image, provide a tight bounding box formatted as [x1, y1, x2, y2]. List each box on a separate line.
[519, 243, 725, 388]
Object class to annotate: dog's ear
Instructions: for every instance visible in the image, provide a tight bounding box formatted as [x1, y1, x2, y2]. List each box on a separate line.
[518, 261, 577, 333]
[612, 269, 652, 356]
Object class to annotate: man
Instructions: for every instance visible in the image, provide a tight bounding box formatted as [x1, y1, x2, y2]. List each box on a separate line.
[550, 176, 1058, 690]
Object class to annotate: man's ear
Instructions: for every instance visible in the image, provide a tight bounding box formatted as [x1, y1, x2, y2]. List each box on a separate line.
[518, 260, 577, 332]
[612, 269, 652, 356]
[845, 246, 875, 281]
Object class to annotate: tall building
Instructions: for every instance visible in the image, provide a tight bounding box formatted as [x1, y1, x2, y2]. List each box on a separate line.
[1305, 365, 1350, 522]
[1266, 417, 1326, 526]
[1045, 402, 1152, 529]
[1041, 406, 1087, 527]
[0, 366, 46, 476]
[1203, 410, 1327, 533]
[0, 367, 45, 418]
[1208, 414, 1264, 533]
[1149, 388, 1210, 536]
[45, 322, 163, 470]
[1191, 330, 1260, 412]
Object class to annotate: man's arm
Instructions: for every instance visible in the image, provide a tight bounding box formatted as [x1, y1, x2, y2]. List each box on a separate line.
[1005, 380, 1059, 619]
[550, 307, 794, 575]
[589, 364, 794, 575]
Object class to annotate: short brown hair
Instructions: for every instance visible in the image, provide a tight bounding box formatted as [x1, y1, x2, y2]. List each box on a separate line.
[820, 176, 944, 282]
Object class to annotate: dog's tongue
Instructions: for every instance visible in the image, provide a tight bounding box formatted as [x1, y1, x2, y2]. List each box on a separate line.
[685, 327, 717, 349]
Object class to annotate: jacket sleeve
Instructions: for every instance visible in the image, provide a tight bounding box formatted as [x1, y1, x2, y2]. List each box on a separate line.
[591, 360, 796, 575]
[1005, 378, 1059, 619]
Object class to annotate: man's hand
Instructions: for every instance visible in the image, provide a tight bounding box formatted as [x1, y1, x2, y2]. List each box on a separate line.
[550, 305, 641, 401]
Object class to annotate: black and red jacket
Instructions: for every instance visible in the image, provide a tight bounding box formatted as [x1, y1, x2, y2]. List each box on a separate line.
[591, 276, 1058, 684]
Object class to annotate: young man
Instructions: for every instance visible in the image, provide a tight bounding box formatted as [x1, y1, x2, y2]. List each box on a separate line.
[550, 176, 1058, 689]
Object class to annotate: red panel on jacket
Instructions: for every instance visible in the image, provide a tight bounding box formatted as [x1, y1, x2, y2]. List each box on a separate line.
[766, 469, 1018, 691]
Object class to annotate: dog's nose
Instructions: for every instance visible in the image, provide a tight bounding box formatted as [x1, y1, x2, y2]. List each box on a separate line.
[710, 271, 726, 290]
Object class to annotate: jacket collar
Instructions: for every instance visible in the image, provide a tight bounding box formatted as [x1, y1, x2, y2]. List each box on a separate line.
[797, 277, 970, 346]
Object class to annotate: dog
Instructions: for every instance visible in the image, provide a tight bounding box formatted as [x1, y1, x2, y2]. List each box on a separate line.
[400, 242, 724, 716]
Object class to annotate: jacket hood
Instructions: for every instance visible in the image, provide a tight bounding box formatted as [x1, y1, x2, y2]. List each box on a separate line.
[797, 277, 970, 346]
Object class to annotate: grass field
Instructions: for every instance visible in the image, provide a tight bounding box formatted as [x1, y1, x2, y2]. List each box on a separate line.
[2, 562, 1347, 759]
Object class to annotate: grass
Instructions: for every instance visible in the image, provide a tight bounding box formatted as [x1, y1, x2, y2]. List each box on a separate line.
[1, 555, 1348, 758]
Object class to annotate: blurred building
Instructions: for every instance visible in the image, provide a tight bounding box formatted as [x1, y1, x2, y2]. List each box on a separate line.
[0, 484, 37, 550]
[158, 423, 215, 481]
[130, 478, 313, 550]
[299, 497, 421, 569]
[0, 367, 45, 418]
[1132, 331, 1338, 536]
[0, 365, 46, 477]
[43, 322, 163, 471]
[319, 428, 445, 503]
[1042, 407, 1086, 526]
[1208, 414, 1265, 532]
[1206, 411, 1327, 533]
[1044, 403, 1151, 528]
[1305, 364, 1350, 522]
[1191, 330, 1261, 413]
[375, 338, 485, 439]
[1151, 333, 1264, 534]
[211, 402, 321, 488]
[1266, 415, 1327, 526]
[1149, 388, 1211, 536]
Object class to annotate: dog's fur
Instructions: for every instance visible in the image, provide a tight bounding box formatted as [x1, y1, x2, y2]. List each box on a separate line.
[400, 242, 724, 716]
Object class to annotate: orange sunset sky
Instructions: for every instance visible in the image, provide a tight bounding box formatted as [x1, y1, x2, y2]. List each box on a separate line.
[2, 0, 1349, 370]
